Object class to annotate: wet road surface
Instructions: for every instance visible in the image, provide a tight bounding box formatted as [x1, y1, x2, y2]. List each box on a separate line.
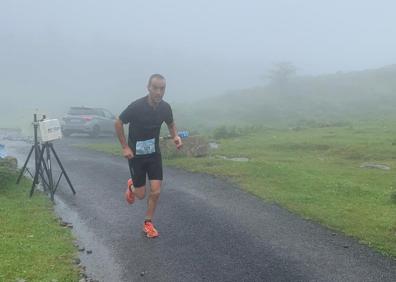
[4, 135, 396, 281]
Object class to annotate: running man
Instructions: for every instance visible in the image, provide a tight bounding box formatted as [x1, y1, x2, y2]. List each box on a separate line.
[115, 74, 182, 238]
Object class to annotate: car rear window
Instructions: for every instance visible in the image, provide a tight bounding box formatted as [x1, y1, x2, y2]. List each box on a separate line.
[68, 108, 98, 116]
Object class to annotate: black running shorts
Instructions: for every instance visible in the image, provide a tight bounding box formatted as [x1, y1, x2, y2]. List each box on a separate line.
[128, 154, 163, 187]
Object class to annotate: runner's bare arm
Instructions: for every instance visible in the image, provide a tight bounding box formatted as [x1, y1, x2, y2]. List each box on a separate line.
[115, 118, 134, 159]
[167, 122, 183, 149]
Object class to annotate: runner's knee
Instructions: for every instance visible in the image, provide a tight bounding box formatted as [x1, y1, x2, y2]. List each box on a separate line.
[150, 188, 160, 197]
[134, 187, 146, 199]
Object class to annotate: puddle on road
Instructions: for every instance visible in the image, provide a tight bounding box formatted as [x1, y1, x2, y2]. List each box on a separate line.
[54, 197, 123, 282]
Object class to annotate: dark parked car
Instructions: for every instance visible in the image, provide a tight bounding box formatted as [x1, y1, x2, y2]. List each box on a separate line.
[62, 107, 116, 137]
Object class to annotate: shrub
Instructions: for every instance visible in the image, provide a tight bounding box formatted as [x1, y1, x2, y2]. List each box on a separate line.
[0, 165, 15, 188]
[160, 136, 209, 159]
[0, 157, 18, 188]
[213, 125, 241, 139]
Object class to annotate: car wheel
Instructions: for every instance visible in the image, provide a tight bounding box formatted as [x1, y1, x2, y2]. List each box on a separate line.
[90, 125, 100, 138]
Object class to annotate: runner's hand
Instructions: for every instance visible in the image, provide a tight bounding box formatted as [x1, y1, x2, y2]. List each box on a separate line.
[174, 136, 183, 149]
[123, 146, 134, 159]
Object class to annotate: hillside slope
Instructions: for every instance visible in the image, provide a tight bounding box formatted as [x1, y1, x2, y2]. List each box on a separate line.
[175, 64, 396, 130]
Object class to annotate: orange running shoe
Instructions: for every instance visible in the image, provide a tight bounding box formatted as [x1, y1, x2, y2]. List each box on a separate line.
[125, 178, 135, 204]
[143, 221, 159, 238]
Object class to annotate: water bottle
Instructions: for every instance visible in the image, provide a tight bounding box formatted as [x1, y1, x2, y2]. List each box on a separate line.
[178, 131, 189, 139]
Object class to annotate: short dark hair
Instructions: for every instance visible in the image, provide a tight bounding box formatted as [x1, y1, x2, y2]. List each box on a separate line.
[148, 74, 165, 86]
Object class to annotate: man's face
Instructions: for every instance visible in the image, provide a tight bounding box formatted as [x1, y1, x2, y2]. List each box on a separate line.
[148, 77, 166, 104]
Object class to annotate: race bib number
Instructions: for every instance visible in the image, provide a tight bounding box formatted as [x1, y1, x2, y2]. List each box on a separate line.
[136, 138, 156, 155]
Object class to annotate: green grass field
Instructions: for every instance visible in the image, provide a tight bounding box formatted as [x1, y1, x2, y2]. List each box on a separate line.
[0, 168, 79, 281]
[83, 121, 396, 257]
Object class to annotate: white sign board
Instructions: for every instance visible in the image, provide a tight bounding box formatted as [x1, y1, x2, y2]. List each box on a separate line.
[39, 119, 62, 142]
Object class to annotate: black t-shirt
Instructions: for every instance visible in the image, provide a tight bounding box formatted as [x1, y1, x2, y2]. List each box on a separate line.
[119, 95, 173, 158]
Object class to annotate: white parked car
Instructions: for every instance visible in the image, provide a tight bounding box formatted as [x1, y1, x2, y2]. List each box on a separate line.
[62, 107, 116, 137]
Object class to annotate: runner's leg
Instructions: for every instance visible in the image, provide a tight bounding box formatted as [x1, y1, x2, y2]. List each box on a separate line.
[128, 158, 146, 199]
[146, 180, 161, 220]
[145, 155, 163, 220]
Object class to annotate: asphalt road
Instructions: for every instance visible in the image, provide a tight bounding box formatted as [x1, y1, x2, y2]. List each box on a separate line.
[4, 135, 396, 281]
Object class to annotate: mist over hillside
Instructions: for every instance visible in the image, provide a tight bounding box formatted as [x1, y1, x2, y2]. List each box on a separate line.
[175, 64, 396, 131]
[2, 1, 396, 133]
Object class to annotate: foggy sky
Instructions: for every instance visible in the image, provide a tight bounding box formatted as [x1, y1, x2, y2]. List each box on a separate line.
[1, 0, 396, 119]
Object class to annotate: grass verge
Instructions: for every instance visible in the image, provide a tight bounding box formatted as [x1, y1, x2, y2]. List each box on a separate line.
[0, 167, 79, 281]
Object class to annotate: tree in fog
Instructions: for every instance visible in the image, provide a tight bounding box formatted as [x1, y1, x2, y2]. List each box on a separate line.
[267, 62, 297, 93]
